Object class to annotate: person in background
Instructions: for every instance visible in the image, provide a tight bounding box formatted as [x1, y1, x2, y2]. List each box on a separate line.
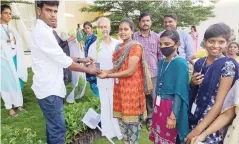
[161, 13, 194, 62]
[98, 18, 152, 144]
[226, 41, 239, 62]
[0, 4, 28, 116]
[162, 13, 194, 78]
[149, 29, 189, 144]
[76, 23, 85, 49]
[223, 79, 239, 144]
[186, 23, 238, 144]
[133, 13, 162, 130]
[88, 17, 122, 140]
[52, 19, 75, 57]
[31, 1, 100, 143]
[190, 25, 198, 52]
[84, 21, 97, 58]
[190, 42, 207, 65]
[83, 21, 99, 97]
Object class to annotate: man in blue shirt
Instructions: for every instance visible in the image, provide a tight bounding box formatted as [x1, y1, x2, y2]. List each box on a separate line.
[160, 13, 194, 61]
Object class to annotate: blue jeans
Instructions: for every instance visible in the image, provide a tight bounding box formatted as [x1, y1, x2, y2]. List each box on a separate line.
[38, 95, 66, 144]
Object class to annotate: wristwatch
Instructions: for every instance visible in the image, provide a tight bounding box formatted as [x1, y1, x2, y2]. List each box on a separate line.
[77, 58, 81, 64]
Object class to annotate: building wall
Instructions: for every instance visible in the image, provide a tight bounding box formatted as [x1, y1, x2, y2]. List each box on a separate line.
[64, 1, 101, 34]
[196, 0, 239, 49]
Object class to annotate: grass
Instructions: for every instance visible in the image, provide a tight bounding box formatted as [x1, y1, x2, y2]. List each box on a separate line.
[1, 69, 46, 143]
[1, 69, 151, 144]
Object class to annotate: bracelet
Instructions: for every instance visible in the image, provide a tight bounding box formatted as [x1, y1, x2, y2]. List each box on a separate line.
[106, 73, 108, 78]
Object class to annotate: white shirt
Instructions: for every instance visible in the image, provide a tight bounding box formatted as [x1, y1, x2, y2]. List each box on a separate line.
[88, 37, 121, 88]
[30, 19, 73, 99]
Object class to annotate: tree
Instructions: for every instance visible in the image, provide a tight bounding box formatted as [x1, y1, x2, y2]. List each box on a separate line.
[80, 0, 216, 34]
[1, 0, 33, 20]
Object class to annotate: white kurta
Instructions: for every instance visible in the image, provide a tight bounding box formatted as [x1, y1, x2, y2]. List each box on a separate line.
[88, 37, 122, 139]
[0, 24, 27, 109]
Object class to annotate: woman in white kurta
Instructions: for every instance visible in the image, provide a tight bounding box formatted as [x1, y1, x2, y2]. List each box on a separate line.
[223, 80, 239, 144]
[88, 17, 122, 139]
[0, 4, 28, 116]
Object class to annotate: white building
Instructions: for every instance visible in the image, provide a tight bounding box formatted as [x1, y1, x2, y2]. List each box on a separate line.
[196, 0, 239, 48]
[10, 0, 100, 52]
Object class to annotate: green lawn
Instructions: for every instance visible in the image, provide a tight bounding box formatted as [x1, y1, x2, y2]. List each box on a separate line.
[1, 69, 151, 144]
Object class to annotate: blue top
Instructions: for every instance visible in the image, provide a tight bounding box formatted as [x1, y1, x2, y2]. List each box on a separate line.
[189, 57, 239, 143]
[155, 57, 190, 141]
[84, 34, 97, 57]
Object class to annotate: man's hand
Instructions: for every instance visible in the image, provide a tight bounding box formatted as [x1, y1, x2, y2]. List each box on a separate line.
[86, 63, 96, 68]
[81, 57, 95, 64]
[67, 35, 76, 43]
[71, 57, 79, 63]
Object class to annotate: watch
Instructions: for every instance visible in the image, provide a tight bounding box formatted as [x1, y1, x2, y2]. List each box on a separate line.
[77, 58, 81, 64]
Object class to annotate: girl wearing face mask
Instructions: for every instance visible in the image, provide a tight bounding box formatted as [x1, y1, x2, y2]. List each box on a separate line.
[186, 23, 239, 144]
[227, 42, 239, 62]
[98, 18, 152, 144]
[149, 30, 189, 144]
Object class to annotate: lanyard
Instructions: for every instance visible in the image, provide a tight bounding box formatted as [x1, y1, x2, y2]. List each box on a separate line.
[194, 55, 224, 102]
[157, 55, 178, 94]
[1, 24, 10, 39]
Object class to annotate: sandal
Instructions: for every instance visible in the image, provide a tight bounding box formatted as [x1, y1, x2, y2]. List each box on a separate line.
[9, 109, 18, 117]
[17, 107, 26, 112]
[146, 120, 152, 131]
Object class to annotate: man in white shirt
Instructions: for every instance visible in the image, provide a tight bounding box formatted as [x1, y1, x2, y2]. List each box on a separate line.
[30, 1, 100, 144]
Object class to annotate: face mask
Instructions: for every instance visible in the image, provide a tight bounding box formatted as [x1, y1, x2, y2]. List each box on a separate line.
[160, 46, 175, 57]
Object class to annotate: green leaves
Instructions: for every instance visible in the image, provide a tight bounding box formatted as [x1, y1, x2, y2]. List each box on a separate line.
[80, 0, 216, 34]
[96, 28, 103, 55]
[1, 126, 43, 144]
[64, 95, 100, 144]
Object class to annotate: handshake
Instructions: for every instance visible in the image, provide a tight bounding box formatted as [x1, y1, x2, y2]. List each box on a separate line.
[73, 57, 108, 78]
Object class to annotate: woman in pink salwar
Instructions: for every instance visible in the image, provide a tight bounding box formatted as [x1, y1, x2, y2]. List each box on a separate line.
[190, 26, 198, 52]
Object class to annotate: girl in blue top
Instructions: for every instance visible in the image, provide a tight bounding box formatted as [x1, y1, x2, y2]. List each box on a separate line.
[149, 29, 189, 144]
